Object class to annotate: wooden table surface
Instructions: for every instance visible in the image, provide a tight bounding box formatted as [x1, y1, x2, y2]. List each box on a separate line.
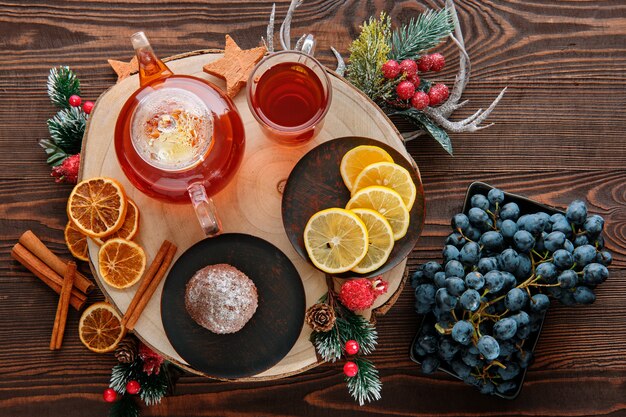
[2, 1, 625, 416]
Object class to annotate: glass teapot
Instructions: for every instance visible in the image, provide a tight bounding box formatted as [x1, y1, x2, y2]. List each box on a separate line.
[115, 32, 245, 236]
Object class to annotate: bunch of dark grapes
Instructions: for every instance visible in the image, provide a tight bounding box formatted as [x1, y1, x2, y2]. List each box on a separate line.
[411, 188, 611, 396]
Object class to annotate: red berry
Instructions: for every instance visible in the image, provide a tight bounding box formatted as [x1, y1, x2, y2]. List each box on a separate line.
[395, 80, 416, 101]
[126, 380, 141, 395]
[68, 95, 81, 107]
[411, 91, 430, 110]
[399, 59, 418, 77]
[343, 361, 359, 377]
[417, 55, 434, 72]
[407, 73, 420, 87]
[103, 388, 117, 403]
[82, 101, 94, 114]
[428, 83, 450, 106]
[430, 53, 445, 72]
[345, 340, 360, 355]
[381, 60, 401, 79]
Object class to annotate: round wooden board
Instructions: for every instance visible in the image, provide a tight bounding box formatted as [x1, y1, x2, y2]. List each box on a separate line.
[81, 50, 422, 380]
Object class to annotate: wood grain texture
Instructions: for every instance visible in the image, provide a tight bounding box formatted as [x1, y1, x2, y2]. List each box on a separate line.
[1, 0, 626, 416]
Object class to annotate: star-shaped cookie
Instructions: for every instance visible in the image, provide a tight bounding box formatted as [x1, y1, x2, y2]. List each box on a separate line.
[203, 35, 267, 98]
[108, 57, 139, 82]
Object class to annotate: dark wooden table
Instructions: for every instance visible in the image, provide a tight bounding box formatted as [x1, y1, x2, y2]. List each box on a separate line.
[2, 1, 625, 416]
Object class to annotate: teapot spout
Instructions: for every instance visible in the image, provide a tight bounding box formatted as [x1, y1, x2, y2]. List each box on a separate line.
[131, 31, 173, 87]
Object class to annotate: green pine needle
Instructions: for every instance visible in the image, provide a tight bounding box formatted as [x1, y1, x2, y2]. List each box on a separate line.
[47, 107, 86, 155]
[39, 138, 69, 167]
[346, 357, 382, 406]
[390, 8, 454, 61]
[109, 393, 140, 417]
[335, 302, 377, 355]
[110, 361, 171, 407]
[347, 13, 395, 102]
[47, 66, 80, 109]
[312, 325, 343, 362]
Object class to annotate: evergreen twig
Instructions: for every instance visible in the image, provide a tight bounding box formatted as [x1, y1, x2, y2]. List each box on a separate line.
[109, 393, 140, 417]
[110, 361, 171, 407]
[346, 357, 382, 406]
[390, 8, 454, 61]
[47, 66, 80, 109]
[47, 107, 86, 155]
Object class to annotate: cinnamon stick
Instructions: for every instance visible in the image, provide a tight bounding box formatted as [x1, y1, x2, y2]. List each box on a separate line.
[11, 243, 86, 311]
[51, 261, 76, 350]
[121, 240, 172, 328]
[19, 230, 94, 294]
[125, 242, 177, 330]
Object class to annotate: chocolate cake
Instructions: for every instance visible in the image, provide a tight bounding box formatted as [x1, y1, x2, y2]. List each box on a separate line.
[184, 264, 258, 334]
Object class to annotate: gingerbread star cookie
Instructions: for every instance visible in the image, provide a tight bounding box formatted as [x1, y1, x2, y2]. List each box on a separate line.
[203, 35, 267, 98]
[108, 57, 138, 82]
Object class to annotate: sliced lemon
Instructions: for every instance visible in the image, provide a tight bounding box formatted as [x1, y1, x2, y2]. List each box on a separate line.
[346, 186, 410, 241]
[350, 208, 395, 274]
[303, 208, 369, 274]
[340, 145, 394, 192]
[352, 162, 417, 211]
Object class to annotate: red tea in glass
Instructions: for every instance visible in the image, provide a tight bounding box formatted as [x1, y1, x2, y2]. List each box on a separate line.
[115, 32, 245, 236]
[247, 51, 332, 145]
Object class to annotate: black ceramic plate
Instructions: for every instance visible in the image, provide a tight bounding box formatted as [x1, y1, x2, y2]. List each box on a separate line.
[161, 233, 305, 379]
[282, 136, 425, 278]
[410, 181, 559, 399]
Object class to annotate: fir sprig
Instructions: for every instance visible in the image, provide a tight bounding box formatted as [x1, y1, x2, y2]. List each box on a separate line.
[347, 13, 395, 102]
[109, 393, 140, 417]
[389, 8, 454, 61]
[47, 106, 86, 155]
[335, 303, 377, 355]
[47, 66, 80, 109]
[110, 361, 171, 406]
[346, 357, 382, 406]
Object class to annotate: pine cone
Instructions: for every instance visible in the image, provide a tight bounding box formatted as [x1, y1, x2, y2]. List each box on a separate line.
[114, 336, 138, 363]
[305, 303, 336, 332]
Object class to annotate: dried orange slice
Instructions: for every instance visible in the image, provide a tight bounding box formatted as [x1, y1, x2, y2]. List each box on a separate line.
[78, 302, 124, 353]
[67, 177, 127, 238]
[64, 221, 89, 262]
[98, 238, 146, 289]
[93, 199, 140, 246]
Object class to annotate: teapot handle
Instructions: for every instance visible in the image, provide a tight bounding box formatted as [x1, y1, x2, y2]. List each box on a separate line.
[188, 183, 222, 237]
[131, 32, 173, 87]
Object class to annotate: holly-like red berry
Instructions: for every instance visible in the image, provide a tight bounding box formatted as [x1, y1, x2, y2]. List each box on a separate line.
[407, 73, 420, 87]
[430, 53, 445, 72]
[103, 388, 118, 403]
[82, 101, 94, 114]
[343, 361, 359, 377]
[417, 55, 434, 72]
[381, 60, 401, 79]
[411, 91, 430, 110]
[428, 83, 450, 106]
[399, 59, 418, 77]
[345, 340, 360, 355]
[68, 95, 82, 107]
[396, 80, 416, 101]
[126, 380, 141, 395]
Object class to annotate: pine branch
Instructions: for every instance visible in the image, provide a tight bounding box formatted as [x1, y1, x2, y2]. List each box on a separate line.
[390, 8, 454, 61]
[335, 302, 377, 355]
[110, 361, 143, 394]
[39, 138, 69, 167]
[346, 13, 395, 102]
[346, 357, 382, 406]
[47, 107, 86, 155]
[137, 364, 169, 406]
[109, 393, 140, 417]
[47, 66, 80, 109]
[311, 324, 342, 362]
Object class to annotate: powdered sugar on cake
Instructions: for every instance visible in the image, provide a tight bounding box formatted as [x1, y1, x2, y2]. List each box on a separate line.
[184, 264, 258, 334]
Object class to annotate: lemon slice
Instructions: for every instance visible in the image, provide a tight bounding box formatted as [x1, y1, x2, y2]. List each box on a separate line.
[346, 186, 410, 241]
[352, 162, 417, 210]
[350, 208, 395, 274]
[340, 145, 394, 191]
[303, 208, 369, 274]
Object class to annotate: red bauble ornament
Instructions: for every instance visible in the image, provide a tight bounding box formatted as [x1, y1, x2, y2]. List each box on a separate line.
[343, 361, 359, 377]
[51, 153, 80, 184]
[82, 101, 94, 114]
[139, 342, 164, 375]
[407, 73, 420, 87]
[345, 339, 360, 355]
[399, 59, 418, 77]
[395, 80, 416, 101]
[428, 83, 450, 106]
[338, 277, 388, 311]
[126, 380, 141, 395]
[68, 95, 82, 107]
[430, 53, 445, 72]
[417, 55, 433, 72]
[381, 59, 401, 79]
[411, 91, 430, 110]
[103, 388, 117, 403]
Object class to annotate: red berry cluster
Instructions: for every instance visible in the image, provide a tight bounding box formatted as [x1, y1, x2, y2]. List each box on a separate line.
[381, 53, 449, 110]
[102, 380, 141, 403]
[343, 340, 360, 377]
[68, 94, 94, 115]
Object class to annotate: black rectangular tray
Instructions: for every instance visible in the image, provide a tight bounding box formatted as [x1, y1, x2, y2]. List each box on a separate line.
[409, 181, 564, 399]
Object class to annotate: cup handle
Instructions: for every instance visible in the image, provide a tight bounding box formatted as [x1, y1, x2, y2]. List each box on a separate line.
[299, 34, 316, 56]
[188, 183, 222, 237]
